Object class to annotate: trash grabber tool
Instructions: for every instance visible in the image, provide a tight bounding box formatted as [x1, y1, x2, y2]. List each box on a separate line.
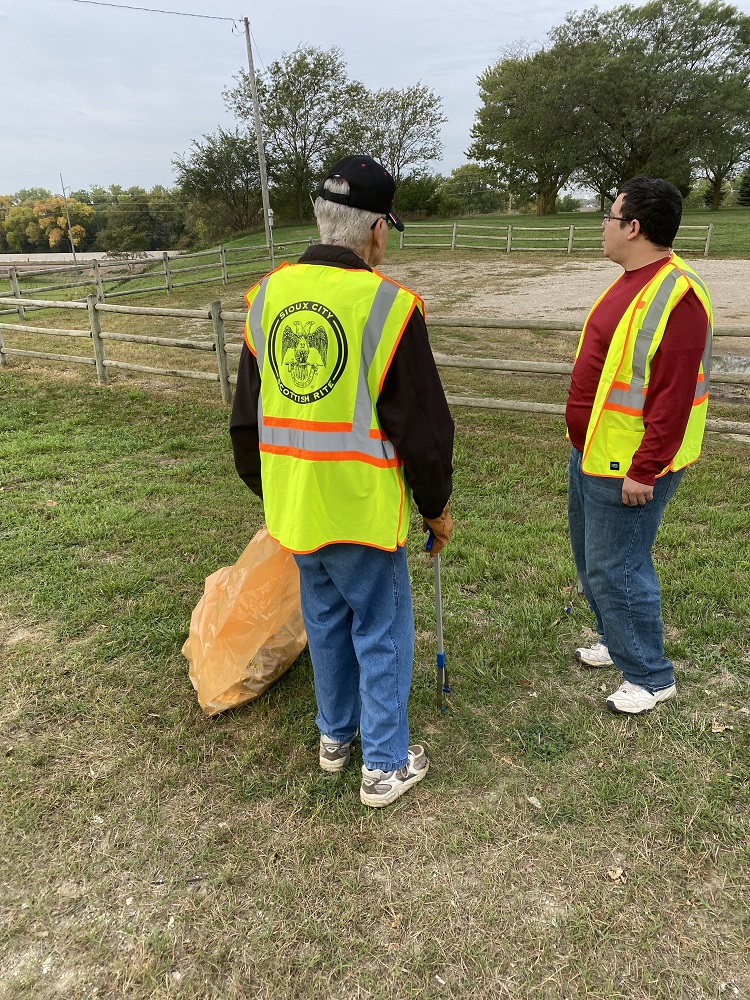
[425, 527, 450, 713]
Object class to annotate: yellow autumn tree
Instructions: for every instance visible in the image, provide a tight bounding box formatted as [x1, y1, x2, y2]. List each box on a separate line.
[34, 197, 95, 250]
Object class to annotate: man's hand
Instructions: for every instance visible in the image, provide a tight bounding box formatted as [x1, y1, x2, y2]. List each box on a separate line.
[422, 505, 453, 556]
[622, 475, 654, 506]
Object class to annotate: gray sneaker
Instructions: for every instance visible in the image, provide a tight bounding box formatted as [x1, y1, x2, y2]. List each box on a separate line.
[606, 681, 677, 715]
[319, 732, 357, 773]
[575, 641, 614, 668]
[360, 745, 429, 807]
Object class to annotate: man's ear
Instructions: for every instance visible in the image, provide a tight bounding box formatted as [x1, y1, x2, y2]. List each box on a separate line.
[626, 219, 642, 240]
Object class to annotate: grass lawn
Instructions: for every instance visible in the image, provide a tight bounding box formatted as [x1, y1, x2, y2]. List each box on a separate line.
[0, 365, 748, 999]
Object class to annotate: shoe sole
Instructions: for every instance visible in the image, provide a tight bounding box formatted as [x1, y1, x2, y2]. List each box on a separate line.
[605, 690, 677, 715]
[575, 651, 614, 668]
[360, 760, 429, 808]
[319, 755, 350, 773]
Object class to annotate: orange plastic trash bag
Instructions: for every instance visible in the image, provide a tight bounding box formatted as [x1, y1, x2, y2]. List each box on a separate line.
[182, 528, 307, 716]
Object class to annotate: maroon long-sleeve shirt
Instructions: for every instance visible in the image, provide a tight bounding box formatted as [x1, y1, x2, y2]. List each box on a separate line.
[566, 257, 709, 486]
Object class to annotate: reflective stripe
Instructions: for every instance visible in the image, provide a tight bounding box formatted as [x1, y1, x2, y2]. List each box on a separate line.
[604, 269, 681, 413]
[259, 442, 400, 468]
[254, 275, 401, 464]
[248, 275, 271, 372]
[696, 318, 713, 399]
[352, 279, 400, 456]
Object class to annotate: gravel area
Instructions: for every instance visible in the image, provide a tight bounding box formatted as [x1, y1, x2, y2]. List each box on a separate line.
[380, 257, 750, 360]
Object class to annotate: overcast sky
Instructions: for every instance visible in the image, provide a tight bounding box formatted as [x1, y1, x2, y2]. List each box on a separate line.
[3, 0, 750, 198]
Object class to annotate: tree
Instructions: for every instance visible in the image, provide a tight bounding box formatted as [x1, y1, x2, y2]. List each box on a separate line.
[469, 46, 581, 214]
[173, 127, 262, 238]
[693, 81, 750, 209]
[549, 0, 750, 194]
[738, 167, 750, 205]
[470, 1, 750, 213]
[94, 188, 152, 252]
[224, 46, 363, 221]
[438, 164, 505, 215]
[392, 172, 442, 217]
[357, 84, 445, 185]
[2, 195, 94, 252]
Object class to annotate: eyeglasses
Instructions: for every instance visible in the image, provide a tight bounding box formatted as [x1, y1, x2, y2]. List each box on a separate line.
[603, 213, 631, 223]
[370, 215, 394, 230]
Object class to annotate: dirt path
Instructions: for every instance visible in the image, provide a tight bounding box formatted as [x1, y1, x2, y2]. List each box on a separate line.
[379, 257, 750, 358]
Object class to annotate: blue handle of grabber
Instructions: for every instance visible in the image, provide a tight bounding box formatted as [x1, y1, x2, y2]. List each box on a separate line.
[425, 526, 435, 552]
[424, 523, 450, 711]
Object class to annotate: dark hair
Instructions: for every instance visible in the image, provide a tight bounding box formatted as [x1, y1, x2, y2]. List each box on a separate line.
[616, 176, 682, 248]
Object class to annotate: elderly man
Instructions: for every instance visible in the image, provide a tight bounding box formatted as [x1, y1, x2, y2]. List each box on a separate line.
[567, 176, 713, 714]
[230, 155, 454, 805]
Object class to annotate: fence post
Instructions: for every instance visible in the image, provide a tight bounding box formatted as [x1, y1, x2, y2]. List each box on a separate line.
[269, 237, 275, 270]
[210, 299, 232, 404]
[399, 229, 404, 250]
[567, 225, 575, 254]
[86, 295, 109, 385]
[704, 223, 713, 258]
[0, 322, 7, 367]
[9, 267, 25, 320]
[506, 225, 513, 253]
[220, 246, 228, 285]
[93, 259, 105, 302]
[162, 251, 173, 293]
[451, 221, 458, 250]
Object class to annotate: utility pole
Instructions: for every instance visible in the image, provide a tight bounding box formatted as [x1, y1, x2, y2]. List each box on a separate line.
[243, 17, 273, 265]
[60, 173, 78, 268]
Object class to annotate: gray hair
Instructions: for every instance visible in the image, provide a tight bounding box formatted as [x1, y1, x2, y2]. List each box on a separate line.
[314, 178, 382, 255]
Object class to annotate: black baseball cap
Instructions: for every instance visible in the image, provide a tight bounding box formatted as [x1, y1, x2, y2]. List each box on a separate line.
[319, 155, 404, 232]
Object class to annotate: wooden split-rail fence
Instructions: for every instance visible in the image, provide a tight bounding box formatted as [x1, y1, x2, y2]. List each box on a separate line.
[0, 295, 748, 438]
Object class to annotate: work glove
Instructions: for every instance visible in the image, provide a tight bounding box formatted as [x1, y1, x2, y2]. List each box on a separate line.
[422, 504, 453, 557]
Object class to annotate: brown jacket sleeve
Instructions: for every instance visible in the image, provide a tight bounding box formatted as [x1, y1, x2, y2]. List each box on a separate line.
[377, 306, 454, 519]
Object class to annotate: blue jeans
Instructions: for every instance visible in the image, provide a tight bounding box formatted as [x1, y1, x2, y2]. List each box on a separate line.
[293, 543, 414, 771]
[568, 447, 684, 692]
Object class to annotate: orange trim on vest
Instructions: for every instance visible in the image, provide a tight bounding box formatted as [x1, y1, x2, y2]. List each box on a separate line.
[262, 416, 353, 433]
[602, 402, 644, 417]
[582, 302, 641, 466]
[694, 391, 709, 405]
[378, 300, 416, 395]
[260, 443, 401, 469]
[369, 428, 388, 440]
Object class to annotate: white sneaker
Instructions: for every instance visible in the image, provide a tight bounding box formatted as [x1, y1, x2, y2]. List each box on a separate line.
[319, 731, 357, 772]
[575, 641, 614, 668]
[606, 681, 676, 715]
[360, 745, 429, 807]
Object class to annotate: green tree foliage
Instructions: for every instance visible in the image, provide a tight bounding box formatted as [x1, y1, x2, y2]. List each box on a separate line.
[357, 84, 446, 184]
[0, 185, 188, 254]
[224, 46, 364, 221]
[738, 167, 750, 205]
[468, 46, 580, 215]
[173, 127, 261, 239]
[438, 164, 505, 215]
[693, 82, 750, 209]
[392, 173, 442, 217]
[553, 0, 750, 198]
[471, 0, 750, 214]
[2, 195, 94, 252]
[556, 193, 582, 212]
[223, 46, 446, 223]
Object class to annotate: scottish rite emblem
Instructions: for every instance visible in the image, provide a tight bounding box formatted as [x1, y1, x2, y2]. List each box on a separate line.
[267, 300, 348, 404]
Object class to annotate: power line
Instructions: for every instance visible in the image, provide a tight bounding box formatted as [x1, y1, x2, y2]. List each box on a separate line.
[63, 0, 237, 21]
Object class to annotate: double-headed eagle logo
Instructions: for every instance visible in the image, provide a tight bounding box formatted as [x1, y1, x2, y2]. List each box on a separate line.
[281, 319, 329, 390]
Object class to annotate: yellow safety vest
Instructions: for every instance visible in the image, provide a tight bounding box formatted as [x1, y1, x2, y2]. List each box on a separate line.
[244, 262, 423, 553]
[576, 253, 713, 478]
